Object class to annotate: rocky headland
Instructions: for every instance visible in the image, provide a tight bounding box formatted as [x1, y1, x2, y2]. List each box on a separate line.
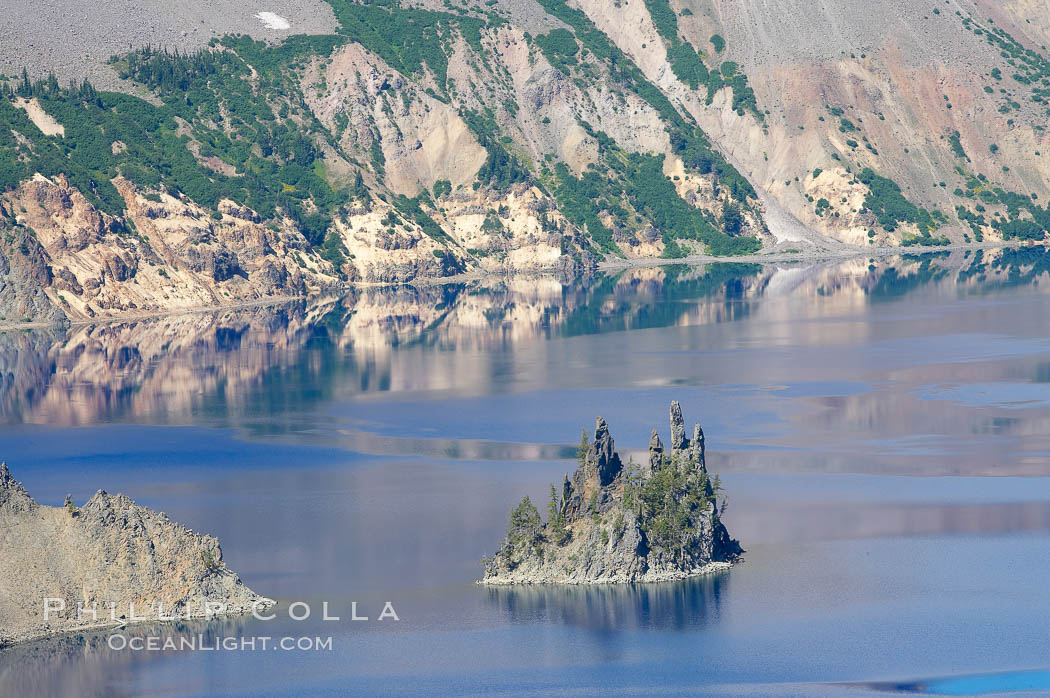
[482, 401, 742, 585]
[0, 462, 270, 647]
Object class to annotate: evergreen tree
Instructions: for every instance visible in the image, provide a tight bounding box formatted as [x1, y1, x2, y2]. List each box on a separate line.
[44, 72, 60, 97]
[18, 68, 31, 98]
[506, 495, 543, 556]
[547, 484, 569, 544]
[576, 428, 589, 465]
[626, 453, 714, 564]
[721, 200, 742, 235]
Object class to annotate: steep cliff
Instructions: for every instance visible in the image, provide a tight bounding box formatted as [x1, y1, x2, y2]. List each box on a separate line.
[0, 174, 342, 321]
[482, 401, 741, 584]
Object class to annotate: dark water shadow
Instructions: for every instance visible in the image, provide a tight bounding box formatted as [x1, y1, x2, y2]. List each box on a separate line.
[485, 571, 730, 633]
[855, 667, 1050, 695]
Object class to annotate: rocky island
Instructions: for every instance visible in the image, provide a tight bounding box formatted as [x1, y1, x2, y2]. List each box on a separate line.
[482, 402, 741, 584]
[0, 462, 270, 647]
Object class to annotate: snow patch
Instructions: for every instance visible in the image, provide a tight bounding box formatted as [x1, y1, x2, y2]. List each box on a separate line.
[255, 12, 290, 30]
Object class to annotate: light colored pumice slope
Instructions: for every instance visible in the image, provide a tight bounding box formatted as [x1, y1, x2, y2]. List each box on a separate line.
[0, 462, 269, 647]
[664, 0, 1050, 245]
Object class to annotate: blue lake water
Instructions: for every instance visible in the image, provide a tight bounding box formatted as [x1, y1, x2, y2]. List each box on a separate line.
[2, 250, 1050, 695]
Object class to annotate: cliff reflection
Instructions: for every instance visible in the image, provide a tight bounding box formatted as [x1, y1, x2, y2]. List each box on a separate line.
[0, 262, 769, 427]
[0, 616, 251, 698]
[486, 573, 729, 632]
[1, 247, 1050, 432]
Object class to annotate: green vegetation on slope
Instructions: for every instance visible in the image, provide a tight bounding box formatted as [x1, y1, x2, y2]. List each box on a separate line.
[324, 0, 487, 94]
[642, 0, 760, 120]
[623, 451, 722, 563]
[948, 130, 969, 161]
[857, 168, 943, 236]
[962, 14, 1050, 114]
[550, 129, 760, 257]
[952, 166, 1050, 242]
[460, 109, 531, 191]
[531, 0, 756, 210]
[1, 0, 770, 265]
[535, 28, 580, 75]
[1, 36, 344, 246]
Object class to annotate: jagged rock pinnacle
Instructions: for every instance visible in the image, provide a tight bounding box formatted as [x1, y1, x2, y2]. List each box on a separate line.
[0, 461, 36, 514]
[591, 417, 623, 487]
[647, 429, 664, 475]
[670, 400, 688, 453]
[692, 422, 706, 469]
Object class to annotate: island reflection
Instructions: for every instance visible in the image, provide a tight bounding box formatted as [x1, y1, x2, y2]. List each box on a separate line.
[486, 572, 729, 633]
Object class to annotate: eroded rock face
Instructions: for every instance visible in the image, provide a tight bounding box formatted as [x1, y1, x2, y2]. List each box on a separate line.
[669, 399, 707, 467]
[482, 402, 742, 585]
[670, 400, 688, 453]
[590, 417, 623, 488]
[0, 462, 36, 515]
[691, 422, 706, 469]
[0, 219, 66, 325]
[0, 175, 341, 322]
[647, 429, 664, 476]
[0, 461, 270, 647]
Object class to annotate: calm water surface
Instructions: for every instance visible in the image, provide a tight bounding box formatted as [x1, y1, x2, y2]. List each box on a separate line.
[2, 249, 1050, 696]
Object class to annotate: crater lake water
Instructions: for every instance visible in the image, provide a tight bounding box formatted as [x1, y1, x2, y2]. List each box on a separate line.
[2, 249, 1050, 696]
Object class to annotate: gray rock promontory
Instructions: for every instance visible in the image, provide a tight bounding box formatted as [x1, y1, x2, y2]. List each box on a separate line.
[0, 462, 271, 647]
[481, 402, 742, 584]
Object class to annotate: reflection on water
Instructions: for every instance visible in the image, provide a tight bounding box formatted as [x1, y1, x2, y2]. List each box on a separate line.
[1, 248, 1049, 431]
[0, 262, 773, 428]
[486, 573, 729, 632]
[3, 248, 1050, 695]
[728, 498, 1050, 543]
[4, 249, 1050, 476]
[324, 428, 575, 460]
[0, 617, 252, 698]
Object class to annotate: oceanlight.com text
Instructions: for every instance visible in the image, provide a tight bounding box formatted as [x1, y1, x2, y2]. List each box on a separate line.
[107, 634, 334, 652]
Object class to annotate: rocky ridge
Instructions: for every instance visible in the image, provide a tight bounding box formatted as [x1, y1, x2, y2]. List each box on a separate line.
[0, 462, 270, 647]
[482, 401, 741, 584]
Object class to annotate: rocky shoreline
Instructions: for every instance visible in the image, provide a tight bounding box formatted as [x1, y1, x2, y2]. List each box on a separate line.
[482, 561, 732, 586]
[0, 462, 271, 648]
[1, 241, 1034, 333]
[481, 402, 742, 585]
